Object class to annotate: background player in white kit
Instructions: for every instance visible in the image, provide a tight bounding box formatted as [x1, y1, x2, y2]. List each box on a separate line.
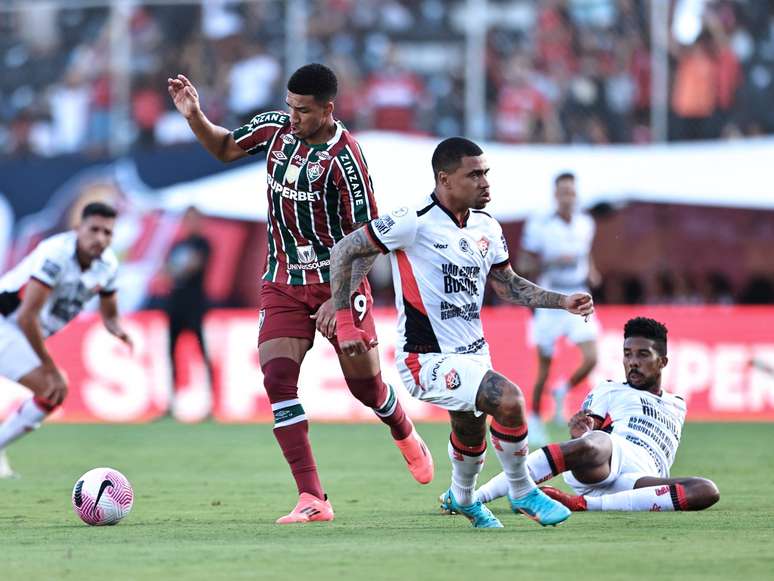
[0, 202, 132, 478]
[475, 317, 720, 512]
[330, 137, 594, 528]
[519, 172, 600, 443]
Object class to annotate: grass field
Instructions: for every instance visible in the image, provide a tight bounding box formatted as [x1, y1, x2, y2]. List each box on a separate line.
[2, 421, 773, 581]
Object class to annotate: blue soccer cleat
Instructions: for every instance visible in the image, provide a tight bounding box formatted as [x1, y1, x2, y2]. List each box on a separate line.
[439, 489, 503, 528]
[509, 487, 571, 526]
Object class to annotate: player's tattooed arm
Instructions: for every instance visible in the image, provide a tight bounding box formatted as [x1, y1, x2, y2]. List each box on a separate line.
[488, 264, 566, 308]
[489, 265, 595, 316]
[330, 227, 382, 311]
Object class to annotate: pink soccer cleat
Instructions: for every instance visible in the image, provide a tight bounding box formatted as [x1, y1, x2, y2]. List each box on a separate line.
[394, 427, 434, 484]
[275, 492, 335, 524]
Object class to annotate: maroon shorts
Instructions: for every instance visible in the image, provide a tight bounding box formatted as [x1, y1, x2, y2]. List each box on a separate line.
[257, 279, 377, 352]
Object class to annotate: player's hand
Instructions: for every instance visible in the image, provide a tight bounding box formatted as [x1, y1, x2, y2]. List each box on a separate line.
[335, 309, 377, 357]
[568, 411, 595, 439]
[561, 292, 594, 318]
[114, 328, 134, 354]
[310, 298, 337, 338]
[167, 74, 200, 119]
[42, 365, 68, 407]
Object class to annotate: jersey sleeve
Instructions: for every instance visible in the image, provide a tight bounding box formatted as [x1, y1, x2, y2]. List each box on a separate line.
[99, 250, 120, 295]
[231, 111, 289, 155]
[520, 216, 543, 254]
[332, 142, 377, 225]
[100, 271, 118, 295]
[491, 222, 510, 268]
[581, 382, 614, 418]
[29, 242, 67, 288]
[365, 207, 417, 253]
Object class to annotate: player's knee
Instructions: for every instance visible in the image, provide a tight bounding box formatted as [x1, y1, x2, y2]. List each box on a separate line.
[497, 385, 526, 426]
[687, 478, 720, 510]
[574, 432, 609, 464]
[344, 375, 383, 408]
[262, 358, 301, 403]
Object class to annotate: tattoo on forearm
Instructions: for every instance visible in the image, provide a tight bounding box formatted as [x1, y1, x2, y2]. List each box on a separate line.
[489, 267, 565, 308]
[330, 227, 380, 311]
[351, 254, 378, 292]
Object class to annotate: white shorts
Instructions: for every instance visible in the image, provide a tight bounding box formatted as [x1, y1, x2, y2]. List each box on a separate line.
[0, 316, 42, 382]
[563, 432, 659, 496]
[396, 351, 492, 415]
[529, 308, 599, 356]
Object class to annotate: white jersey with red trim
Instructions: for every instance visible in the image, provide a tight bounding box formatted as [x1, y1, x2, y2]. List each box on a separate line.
[0, 232, 118, 338]
[521, 211, 595, 292]
[366, 194, 509, 356]
[581, 380, 687, 477]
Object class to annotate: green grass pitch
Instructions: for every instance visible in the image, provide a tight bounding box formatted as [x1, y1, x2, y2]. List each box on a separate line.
[2, 421, 773, 580]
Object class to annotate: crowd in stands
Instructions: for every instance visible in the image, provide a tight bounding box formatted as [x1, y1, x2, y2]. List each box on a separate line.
[2, 0, 774, 156]
[1, 0, 772, 305]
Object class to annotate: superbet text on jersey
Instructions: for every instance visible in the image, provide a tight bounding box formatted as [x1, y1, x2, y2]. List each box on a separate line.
[366, 195, 509, 356]
[232, 111, 378, 285]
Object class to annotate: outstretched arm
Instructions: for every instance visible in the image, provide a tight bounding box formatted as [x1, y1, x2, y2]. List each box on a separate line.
[167, 74, 246, 162]
[488, 264, 594, 315]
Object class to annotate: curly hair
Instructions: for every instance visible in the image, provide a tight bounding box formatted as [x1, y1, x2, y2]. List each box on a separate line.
[624, 317, 668, 356]
[287, 63, 338, 103]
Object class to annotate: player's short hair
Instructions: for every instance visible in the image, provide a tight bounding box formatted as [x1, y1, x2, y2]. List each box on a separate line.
[554, 171, 575, 185]
[81, 202, 117, 221]
[287, 63, 338, 103]
[431, 137, 484, 180]
[624, 317, 668, 356]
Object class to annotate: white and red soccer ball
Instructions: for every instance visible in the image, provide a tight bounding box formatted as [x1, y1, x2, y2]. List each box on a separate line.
[71, 467, 134, 526]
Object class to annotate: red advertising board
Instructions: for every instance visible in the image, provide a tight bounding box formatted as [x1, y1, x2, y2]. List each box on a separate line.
[1, 307, 772, 422]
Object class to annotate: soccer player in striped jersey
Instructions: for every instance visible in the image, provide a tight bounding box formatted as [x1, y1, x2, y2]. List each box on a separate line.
[168, 63, 433, 524]
[330, 137, 595, 528]
[475, 317, 720, 512]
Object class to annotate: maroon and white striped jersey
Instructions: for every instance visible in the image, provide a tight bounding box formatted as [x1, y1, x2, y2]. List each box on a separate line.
[232, 111, 378, 285]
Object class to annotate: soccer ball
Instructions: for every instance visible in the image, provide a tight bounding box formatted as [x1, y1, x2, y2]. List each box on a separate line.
[71, 467, 134, 526]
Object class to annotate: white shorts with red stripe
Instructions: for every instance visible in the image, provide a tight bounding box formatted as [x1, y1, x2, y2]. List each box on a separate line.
[562, 432, 659, 496]
[395, 351, 492, 416]
[0, 316, 42, 381]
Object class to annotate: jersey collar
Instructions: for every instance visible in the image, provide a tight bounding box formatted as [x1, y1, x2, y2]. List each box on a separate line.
[431, 193, 469, 228]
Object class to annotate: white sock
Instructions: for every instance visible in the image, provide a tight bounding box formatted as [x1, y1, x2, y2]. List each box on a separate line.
[527, 447, 556, 483]
[476, 472, 508, 503]
[448, 439, 486, 506]
[585, 485, 685, 511]
[477, 445, 558, 503]
[0, 397, 48, 450]
[490, 422, 535, 499]
[554, 381, 570, 397]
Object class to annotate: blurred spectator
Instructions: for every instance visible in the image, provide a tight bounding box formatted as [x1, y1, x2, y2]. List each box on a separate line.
[227, 42, 281, 125]
[2, 0, 774, 155]
[494, 54, 559, 143]
[363, 48, 426, 133]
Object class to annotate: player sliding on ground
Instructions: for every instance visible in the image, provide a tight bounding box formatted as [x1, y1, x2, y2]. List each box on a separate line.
[330, 137, 594, 528]
[169, 63, 433, 524]
[472, 317, 720, 512]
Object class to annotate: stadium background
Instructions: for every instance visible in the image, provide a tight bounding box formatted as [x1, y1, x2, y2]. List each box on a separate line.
[1, 0, 773, 424]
